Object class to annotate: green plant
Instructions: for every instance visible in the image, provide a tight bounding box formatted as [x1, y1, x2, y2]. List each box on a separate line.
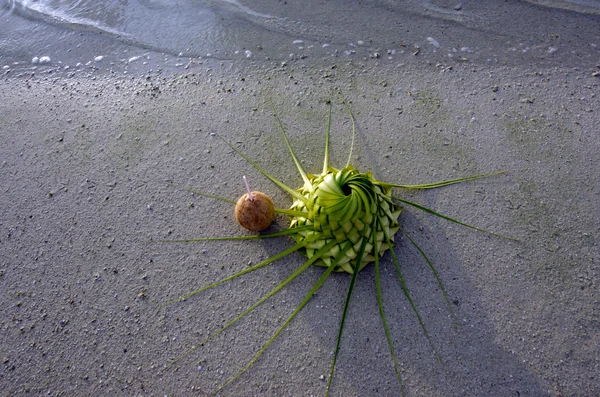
[160, 94, 512, 396]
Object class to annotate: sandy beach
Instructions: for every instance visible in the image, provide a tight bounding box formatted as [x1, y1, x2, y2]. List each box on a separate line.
[1, 1, 599, 396]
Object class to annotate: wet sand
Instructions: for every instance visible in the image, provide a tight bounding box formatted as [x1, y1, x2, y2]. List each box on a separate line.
[1, 3, 599, 397]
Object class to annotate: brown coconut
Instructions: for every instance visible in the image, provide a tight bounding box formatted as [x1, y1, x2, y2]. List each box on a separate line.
[234, 191, 275, 231]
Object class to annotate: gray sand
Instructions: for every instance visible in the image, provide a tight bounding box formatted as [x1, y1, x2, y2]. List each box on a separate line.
[1, 4, 599, 397]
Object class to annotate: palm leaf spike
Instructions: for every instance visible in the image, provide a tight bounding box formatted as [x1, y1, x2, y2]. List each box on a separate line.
[382, 216, 438, 356]
[326, 223, 371, 396]
[322, 91, 333, 174]
[341, 94, 357, 168]
[373, 217, 405, 392]
[270, 105, 312, 189]
[160, 93, 513, 395]
[400, 227, 454, 314]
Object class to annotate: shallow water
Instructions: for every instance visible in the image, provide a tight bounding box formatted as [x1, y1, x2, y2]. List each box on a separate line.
[1, 0, 599, 75]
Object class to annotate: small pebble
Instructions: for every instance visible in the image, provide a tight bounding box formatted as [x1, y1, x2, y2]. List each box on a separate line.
[427, 37, 441, 48]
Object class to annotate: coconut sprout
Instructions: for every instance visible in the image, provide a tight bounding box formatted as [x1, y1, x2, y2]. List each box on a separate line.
[158, 93, 513, 396]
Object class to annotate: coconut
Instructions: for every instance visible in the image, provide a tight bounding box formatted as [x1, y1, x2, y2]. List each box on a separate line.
[235, 191, 275, 231]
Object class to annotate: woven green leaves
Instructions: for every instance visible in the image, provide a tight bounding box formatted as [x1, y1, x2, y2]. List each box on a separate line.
[289, 165, 402, 274]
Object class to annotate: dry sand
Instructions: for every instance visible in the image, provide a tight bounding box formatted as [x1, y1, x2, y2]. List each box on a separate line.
[1, 5, 599, 397]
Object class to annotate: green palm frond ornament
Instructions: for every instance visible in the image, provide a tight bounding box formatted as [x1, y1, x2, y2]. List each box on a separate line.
[160, 93, 514, 396]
